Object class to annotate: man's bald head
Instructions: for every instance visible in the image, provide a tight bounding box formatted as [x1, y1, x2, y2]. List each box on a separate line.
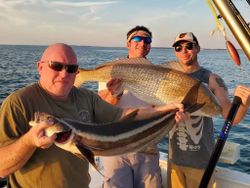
[40, 43, 77, 64]
[37, 43, 78, 100]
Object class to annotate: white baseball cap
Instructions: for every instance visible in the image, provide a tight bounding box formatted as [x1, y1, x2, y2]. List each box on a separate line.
[172, 32, 199, 47]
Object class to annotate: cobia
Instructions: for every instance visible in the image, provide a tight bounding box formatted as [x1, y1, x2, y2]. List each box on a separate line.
[29, 110, 181, 174]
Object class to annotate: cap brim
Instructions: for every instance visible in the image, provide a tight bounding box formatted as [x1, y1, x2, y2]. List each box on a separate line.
[172, 39, 194, 47]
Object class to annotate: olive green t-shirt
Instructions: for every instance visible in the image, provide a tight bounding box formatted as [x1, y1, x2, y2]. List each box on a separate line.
[0, 83, 122, 188]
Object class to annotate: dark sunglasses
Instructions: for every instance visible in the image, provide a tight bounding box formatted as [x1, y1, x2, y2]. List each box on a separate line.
[131, 36, 152, 44]
[42, 61, 79, 74]
[174, 42, 195, 52]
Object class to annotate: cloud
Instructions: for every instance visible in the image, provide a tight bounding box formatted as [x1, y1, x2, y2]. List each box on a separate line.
[0, 0, 38, 25]
[0, 0, 118, 26]
[49, 1, 117, 8]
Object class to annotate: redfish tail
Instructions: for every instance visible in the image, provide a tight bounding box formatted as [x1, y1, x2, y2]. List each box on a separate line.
[74, 68, 90, 87]
[181, 81, 201, 109]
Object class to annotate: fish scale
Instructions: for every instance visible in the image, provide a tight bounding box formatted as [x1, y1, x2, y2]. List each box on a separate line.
[75, 58, 222, 117]
[158, 71, 198, 103]
[112, 64, 165, 105]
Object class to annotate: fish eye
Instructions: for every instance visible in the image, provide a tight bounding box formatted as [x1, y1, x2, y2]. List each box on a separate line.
[47, 116, 55, 124]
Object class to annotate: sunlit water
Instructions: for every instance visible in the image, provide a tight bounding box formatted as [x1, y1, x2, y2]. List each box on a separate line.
[0, 45, 249, 174]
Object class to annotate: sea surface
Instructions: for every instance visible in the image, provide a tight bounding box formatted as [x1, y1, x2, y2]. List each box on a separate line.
[0, 45, 249, 174]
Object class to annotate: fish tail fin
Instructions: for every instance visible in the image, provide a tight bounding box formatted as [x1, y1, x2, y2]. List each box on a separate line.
[74, 65, 113, 88]
[74, 68, 89, 87]
[182, 81, 205, 113]
[185, 103, 206, 114]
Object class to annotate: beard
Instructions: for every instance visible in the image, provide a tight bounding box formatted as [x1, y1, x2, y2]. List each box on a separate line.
[186, 60, 194, 66]
[184, 55, 196, 65]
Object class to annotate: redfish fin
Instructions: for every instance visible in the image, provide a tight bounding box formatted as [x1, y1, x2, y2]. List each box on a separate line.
[119, 109, 139, 122]
[181, 81, 206, 114]
[74, 68, 89, 87]
[182, 81, 201, 107]
[185, 103, 206, 114]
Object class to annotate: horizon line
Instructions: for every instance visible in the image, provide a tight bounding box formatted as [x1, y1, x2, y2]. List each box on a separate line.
[0, 43, 237, 51]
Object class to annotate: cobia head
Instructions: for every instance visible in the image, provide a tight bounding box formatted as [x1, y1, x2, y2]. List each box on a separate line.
[29, 112, 72, 143]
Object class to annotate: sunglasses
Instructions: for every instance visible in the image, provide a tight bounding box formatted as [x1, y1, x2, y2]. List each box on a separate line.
[174, 42, 195, 52]
[131, 36, 152, 44]
[42, 61, 79, 74]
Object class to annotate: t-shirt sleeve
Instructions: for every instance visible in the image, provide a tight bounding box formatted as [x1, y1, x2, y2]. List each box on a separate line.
[0, 94, 29, 146]
[92, 93, 123, 123]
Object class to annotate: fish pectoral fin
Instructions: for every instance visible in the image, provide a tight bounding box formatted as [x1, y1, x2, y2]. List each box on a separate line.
[74, 152, 88, 162]
[185, 103, 206, 114]
[75, 141, 104, 177]
[119, 109, 139, 122]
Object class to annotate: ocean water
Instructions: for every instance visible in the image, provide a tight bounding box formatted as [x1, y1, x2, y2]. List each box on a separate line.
[0, 45, 249, 174]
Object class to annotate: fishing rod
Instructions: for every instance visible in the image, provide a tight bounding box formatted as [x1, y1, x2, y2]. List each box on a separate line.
[199, 96, 242, 188]
[212, 0, 250, 60]
[200, 1, 250, 186]
[246, 0, 250, 6]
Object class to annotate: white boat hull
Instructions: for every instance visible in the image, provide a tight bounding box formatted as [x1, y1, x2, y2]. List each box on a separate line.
[89, 152, 250, 188]
[159, 159, 250, 188]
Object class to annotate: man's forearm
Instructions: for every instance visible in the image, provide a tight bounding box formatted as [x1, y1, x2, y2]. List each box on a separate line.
[0, 133, 36, 178]
[122, 104, 180, 121]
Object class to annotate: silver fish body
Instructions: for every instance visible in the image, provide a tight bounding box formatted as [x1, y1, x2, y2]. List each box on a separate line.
[29, 111, 178, 170]
[74, 58, 222, 117]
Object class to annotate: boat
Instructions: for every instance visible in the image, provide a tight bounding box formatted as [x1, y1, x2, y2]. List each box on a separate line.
[0, 141, 249, 188]
[89, 141, 250, 188]
[0, 1, 249, 188]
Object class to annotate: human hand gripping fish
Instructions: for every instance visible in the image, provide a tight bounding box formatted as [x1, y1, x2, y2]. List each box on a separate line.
[160, 104, 190, 123]
[106, 78, 123, 97]
[28, 116, 57, 149]
[98, 78, 123, 105]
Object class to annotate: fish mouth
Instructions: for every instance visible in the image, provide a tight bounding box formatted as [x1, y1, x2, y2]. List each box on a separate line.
[55, 130, 72, 143]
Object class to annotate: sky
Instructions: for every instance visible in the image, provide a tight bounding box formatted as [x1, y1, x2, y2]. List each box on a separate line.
[0, 0, 249, 49]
